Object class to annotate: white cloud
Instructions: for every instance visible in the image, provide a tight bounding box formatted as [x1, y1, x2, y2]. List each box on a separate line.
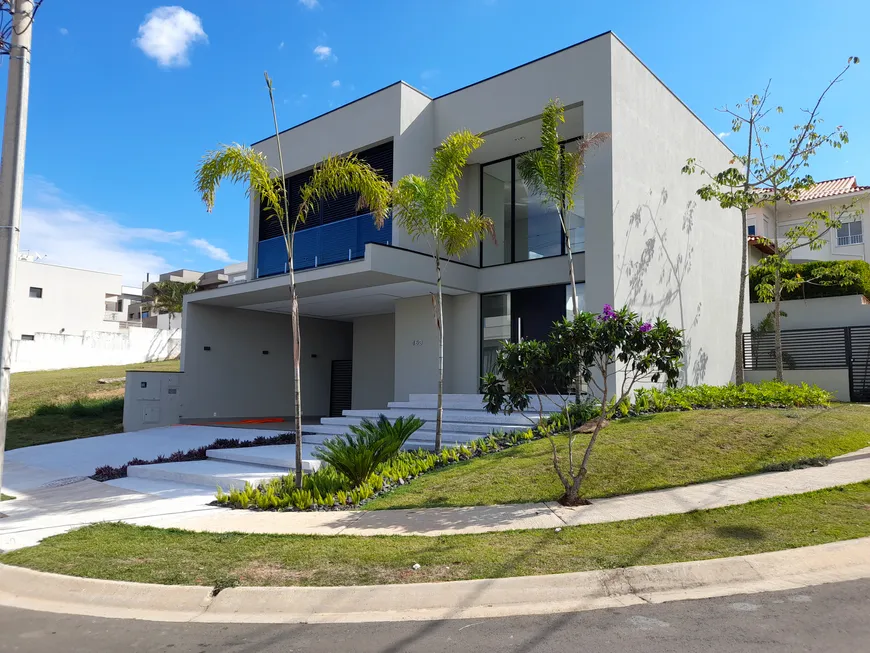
[331, 79, 340, 88]
[190, 238, 233, 263]
[313, 44, 336, 62]
[278, 40, 285, 50]
[135, 6, 207, 68]
[299, 0, 320, 7]
[20, 178, 186, 285]
[718, 131, 731, 140]
[59, 27, 69, 36]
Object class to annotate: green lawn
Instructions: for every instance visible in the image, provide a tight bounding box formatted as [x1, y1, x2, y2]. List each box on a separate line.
[6, 360, 180, 450]
[366, 406, 870, 510]
[3, 482, 868, 587]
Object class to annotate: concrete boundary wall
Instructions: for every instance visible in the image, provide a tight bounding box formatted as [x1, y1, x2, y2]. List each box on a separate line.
[750, 295, 870, 330]
[11, 328, 180, 372]
[745, 369, 850, 401]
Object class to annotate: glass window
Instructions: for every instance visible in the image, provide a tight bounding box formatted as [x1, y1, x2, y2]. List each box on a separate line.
[515, 176, 561, 261]
[568, 174, 585, 253]
[747, 225, 756, 236]
[481, 160, 512, 266]
[565, 282, 586, 317]
[838, 220, 863, 246]
[21, 334, 34, 341]
[481, 293, 511, 375]
[28, 286, 42, 299]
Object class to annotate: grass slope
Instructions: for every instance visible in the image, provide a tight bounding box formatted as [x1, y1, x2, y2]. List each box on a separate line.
[7, 360, 180, 449]
[366, 406, 870, 510]
[3, 482, 868, 587]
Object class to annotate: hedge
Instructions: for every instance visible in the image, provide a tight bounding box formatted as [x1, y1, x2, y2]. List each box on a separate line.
[749, 259, 870, 302]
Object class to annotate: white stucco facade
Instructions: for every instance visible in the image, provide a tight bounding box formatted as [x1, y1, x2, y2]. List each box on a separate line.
[174, 32, 742, 421]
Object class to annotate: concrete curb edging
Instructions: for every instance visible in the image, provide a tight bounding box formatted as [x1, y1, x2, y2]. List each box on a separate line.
[1, 538, 869, 623]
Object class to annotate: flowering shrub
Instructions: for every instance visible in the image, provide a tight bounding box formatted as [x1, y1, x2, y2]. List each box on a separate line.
[482, 305, 683, 506]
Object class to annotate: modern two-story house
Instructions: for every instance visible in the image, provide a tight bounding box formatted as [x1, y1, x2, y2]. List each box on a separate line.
[174, 32, 740, 424]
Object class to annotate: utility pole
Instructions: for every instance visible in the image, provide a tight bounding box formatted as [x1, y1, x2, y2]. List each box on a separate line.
[0, 0, 34, 497]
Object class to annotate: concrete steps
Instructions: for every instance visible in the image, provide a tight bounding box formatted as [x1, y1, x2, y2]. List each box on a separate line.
[127, 459, 290, 492]
[122, 394, 552, 492]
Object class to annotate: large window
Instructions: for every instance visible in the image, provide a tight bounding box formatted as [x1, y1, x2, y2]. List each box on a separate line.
[480, 150, 585, 266]
[837, 219, 863, 246]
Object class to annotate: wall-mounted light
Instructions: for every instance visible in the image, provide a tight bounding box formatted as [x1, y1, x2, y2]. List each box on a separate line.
[262, 350, 269, 355]
[204, 346, 211, 351]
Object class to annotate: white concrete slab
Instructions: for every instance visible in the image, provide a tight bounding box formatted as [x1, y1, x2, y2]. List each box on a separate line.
[127, 459, 289, 491]
[206, 444, 322, 471]
[4, 425, 278, 479]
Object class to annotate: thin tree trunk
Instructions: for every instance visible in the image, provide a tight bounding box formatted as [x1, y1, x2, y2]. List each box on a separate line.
[773, 272, 784, 382]
[435, 256, 444, 454]
[290, 265, 304, 488]
[265, 73, 304, 488]
[735, 208, 748, 385]
[563, 356, 608, 505]
[562, 206, 582, 401]
[735, 121, 754, 385]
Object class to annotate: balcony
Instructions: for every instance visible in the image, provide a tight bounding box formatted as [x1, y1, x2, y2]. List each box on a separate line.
[257, 212, 391, 278]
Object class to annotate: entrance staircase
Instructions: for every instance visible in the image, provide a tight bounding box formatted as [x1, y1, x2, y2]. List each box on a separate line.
[124, 394, 560, 493]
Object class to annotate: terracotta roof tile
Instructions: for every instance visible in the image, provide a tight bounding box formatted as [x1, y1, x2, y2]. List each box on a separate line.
[795, 176, 870, 202]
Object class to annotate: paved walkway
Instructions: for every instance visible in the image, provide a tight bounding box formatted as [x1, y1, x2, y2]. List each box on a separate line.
[140, 447, 870, 536]
[3, 444, 869, 549]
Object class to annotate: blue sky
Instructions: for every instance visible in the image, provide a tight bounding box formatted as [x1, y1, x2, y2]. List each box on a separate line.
[8, 0, 869, 283]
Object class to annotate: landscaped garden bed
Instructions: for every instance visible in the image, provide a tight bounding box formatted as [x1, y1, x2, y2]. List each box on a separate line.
[3, 482, 868, 587]
[209, 382, 869, 513]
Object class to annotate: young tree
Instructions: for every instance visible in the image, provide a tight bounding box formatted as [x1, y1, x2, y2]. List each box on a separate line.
[482, 305, 682, 505]
[392, 131, 494, 453]
[516, 99, 609, 316]
[682, 57, 858, 384]
[195, 73, 392, 488]
[751, 200, 861, 379]
[149, 280, 198, 330]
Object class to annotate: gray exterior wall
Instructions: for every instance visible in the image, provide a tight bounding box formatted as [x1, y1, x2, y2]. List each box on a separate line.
[181, 303, 352, 419]
[606, 42, 743, 386]
[352, 313, 396, 409]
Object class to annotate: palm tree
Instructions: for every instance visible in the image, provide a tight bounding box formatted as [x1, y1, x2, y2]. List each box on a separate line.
[392, 131, 494, 452]
[149, 280, 198, 331]
[516, 99, 609, 317]
[195, 73, 392, 488]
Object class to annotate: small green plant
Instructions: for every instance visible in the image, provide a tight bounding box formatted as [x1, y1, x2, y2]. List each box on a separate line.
[317, 414, 423, 487]
[632, 381, 831, 413]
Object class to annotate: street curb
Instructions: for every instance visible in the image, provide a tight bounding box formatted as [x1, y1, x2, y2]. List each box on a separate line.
[1, 538, 869, 623]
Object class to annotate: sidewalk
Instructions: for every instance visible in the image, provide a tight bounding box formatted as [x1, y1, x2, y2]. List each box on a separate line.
[139, 446, 870, 536]
[3, 447, 869, 549]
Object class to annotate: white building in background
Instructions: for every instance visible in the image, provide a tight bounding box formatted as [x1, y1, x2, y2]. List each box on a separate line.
[747, 176, 870, 265]
[13, 259, 144, 340]
[10, 258, 181, 372]
[162, 31, 741, 426]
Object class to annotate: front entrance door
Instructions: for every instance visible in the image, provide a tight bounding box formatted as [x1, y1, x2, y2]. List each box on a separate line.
[511, 285, 566, 344]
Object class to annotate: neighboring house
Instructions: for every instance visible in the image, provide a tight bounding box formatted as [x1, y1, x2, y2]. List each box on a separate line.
[747, 176, 870, 265]
[175, 31, 740, 422]
[135, 263, 248, 329]
[14, 259, 144, 339]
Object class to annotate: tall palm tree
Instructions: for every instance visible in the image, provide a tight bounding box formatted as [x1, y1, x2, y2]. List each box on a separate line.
[517, 99, 609, 317]
[195, 74, 392, 488]
[149, 280, 198, 330]
[392, 131, 494, 452]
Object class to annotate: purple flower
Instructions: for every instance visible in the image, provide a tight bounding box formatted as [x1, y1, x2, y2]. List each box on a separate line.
[598, 304, 617, 321]
[639, 322, 652, 333]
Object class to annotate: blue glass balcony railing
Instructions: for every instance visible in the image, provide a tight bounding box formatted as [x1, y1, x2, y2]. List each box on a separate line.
[256, 212, 391, 278]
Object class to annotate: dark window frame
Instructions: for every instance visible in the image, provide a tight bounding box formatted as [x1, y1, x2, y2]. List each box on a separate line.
[28, 286, 42, 299]
[478, 137, 583, 268]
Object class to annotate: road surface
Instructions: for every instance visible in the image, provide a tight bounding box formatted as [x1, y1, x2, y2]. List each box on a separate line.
[0, 579, 867, 652]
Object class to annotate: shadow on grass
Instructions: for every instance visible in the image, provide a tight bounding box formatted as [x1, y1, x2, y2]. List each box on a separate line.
[714, 525, 766, 541]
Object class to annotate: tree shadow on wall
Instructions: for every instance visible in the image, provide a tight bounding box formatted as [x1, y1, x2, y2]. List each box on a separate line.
[615, 187, 707, 385]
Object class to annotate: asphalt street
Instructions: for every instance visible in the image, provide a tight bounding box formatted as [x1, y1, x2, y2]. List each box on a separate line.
[1, 579, 867, 652]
